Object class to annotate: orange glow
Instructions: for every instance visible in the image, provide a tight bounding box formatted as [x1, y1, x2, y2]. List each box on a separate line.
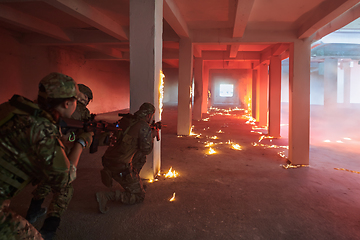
[282, 164, 309, 169]
[159, 70, 165, 120]
[208, 147, 216, 154]
[334, 168, 360, 174]
[210, 136, 218, 139]
[169, 192, 176, 202]
[164, 167, 179, 178]
[231, 143, 242, 150]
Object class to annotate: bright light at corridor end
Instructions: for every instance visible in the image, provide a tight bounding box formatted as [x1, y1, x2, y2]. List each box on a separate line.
[219, 84, 234, 97]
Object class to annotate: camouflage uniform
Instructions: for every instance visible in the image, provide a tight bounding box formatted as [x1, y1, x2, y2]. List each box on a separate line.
[0, 93, 75, 239]
[29, 83, 93, 220]
[96, 103, 155, 213]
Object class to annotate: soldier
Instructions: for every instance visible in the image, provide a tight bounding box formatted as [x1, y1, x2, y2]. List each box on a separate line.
[71, 84, 93, 121]
[96, 103, 157, 213]
[25, 83, 94, 240]
[0, 72, 93, 240]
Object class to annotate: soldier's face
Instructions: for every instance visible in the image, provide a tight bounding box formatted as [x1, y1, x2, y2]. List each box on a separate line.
[64, 98, 77, 118]
[146, 113, 154, 123]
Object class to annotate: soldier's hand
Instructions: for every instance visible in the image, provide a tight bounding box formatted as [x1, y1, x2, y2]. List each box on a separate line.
[151, 129, 157, 138]
[78, 132, 94, 148]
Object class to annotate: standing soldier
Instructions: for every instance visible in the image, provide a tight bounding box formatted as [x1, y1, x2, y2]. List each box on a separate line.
[0, 72, 93, 240]
[25, 83, 94, 240]
[96, 103, 157, 213]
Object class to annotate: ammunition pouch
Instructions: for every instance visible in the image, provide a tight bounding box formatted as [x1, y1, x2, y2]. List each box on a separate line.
[100, 168, 113, 188]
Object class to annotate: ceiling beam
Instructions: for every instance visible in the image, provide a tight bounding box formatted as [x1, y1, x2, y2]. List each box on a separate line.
[0, 4, 71, 41]
[86, 45, 123, 59]
[43, 0, 128, 40]
[229, 44, 240, 58]
[272, 43, 289, 56]
[312, 3, 360, 42]
[297, 0, 360, 39]
[202, 51, 260, 61]
[193, 45, 202, 58]
[192, 29, 297, 44]
[233, 0, 255, 38]
[21, 30, 123, 45]
[163, 0, 189, 38]
[84, 52, 123, 60]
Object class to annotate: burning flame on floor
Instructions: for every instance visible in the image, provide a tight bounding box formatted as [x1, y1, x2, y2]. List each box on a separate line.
[217, 130, 224, 133]
[169, 192, 176, 202]
[210, 136, 218, 139]
[259, 135, 274, 143]
[231, 144, 242, 150]
[282, 164, 309, 169]
[208, 147, 216, 154]
[164, 167, 179, 178]
[202, 118, 210, 121]
[205, 142, 214, 147]
[334, 168, 360, 174]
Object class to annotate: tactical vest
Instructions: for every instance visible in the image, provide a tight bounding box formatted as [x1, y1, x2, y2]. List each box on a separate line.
[103, 114, 140, 167]
[0, 95, 55, 200]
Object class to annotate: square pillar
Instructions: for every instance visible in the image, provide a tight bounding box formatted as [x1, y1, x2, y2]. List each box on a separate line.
[268, 56, 281, 138]
[324, 58, 338, 108]
[193, 57, 203, 121]
[288, 40, 310, 165]
[252, 69, 257, 119]
[177, 38, 193, 135]
[204, 63, 210, 110]
[257, 63, 268, 127]
[130, 0, 163, 179]
[343, 61, 351, 105]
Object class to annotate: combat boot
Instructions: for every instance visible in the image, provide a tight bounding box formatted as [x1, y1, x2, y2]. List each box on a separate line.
[25, 198, 47, 224]
[40, 216, 60, 240]
[96, 190, 120, 213]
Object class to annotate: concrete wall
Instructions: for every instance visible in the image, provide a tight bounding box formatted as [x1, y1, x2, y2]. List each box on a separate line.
[0, 28, 130, 114]
[209, 69, 251, 108]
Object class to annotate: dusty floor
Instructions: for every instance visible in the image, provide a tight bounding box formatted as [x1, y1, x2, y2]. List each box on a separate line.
[10, 105, 360, 240]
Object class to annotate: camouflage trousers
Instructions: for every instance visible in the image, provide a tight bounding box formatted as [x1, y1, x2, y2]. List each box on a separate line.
[32, 183, 74, 218]
[110, 169, 146, 204]
[0, 201, 43, 240]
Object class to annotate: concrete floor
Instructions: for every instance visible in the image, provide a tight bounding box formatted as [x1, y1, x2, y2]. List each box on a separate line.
[10, 105, 360, 240]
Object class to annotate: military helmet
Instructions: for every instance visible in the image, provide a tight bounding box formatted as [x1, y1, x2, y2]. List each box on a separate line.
[78, 84, 93, 100]
[139, 102, 155, 114]
[134, 102, 155, 119]
[38, 72, 79, 99]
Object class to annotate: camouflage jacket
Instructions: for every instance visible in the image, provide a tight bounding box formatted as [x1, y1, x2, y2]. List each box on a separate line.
[0, 96, 71, 205]
[102, 114, 153, 171]
[71, 101, 91, 121]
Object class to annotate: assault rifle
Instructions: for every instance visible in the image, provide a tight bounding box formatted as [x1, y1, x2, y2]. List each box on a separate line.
[150, 120, 162, 141]
[59, 115, 120, 153]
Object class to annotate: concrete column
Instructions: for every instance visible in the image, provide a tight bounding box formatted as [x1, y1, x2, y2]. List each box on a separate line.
[177, 38, 193, 135]
[324, 58, 338, 108]
[252, 69, 257, 119]
[129, 0, 163, 179]
[268, 56, 281, 138]
[343, 61, 351, 105]
[202, 63, 209, 114]
[288, 40, 310, 165]
[257, 63, 268, 127]
[193, 57, 203, 120]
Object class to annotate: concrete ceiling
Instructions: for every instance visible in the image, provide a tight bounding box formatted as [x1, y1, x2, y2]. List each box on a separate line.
[0, 0, 360, 68]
